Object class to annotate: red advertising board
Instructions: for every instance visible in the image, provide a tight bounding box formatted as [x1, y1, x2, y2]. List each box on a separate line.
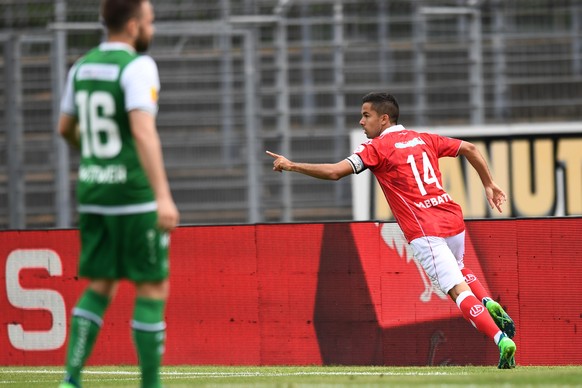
[1, 218, 581, 366]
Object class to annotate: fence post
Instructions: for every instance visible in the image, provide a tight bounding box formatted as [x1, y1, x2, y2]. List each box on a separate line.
[468, 8, 484, 125]
[300, 2, 315, 127]
[377, 0, 394, 85]
[52, 0, 71, 228]
[5, 34, 25, 229]
[275, 14, 293, 222]
[413, 3, 427, 127]
[572, 3, 581, 76]
[333, 0, 346, 204]
[492, 0, 508, 121]
[220, 0, 235, 168]
[243, 30, 261, 224]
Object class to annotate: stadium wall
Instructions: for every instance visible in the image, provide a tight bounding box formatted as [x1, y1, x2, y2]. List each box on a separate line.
[1, 218, 581, 366]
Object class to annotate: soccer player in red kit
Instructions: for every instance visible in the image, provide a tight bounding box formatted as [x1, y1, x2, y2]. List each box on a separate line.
[267, 92, 517, 369]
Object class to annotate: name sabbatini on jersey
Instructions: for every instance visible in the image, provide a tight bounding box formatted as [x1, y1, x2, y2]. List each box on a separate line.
[415, 193, 453, 209]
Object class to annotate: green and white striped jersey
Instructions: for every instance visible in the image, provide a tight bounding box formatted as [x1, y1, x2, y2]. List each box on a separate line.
[61, 42, 160, 215]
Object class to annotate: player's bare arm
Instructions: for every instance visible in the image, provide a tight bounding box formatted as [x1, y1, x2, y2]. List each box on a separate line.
[458, 141, 507, 213]
[58, 113, 80, 149]
[130, 109, 180, 230]
[266, 150, 353, 181]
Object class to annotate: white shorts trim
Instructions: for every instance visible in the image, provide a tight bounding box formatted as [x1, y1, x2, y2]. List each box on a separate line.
[78, 201, 157, 215]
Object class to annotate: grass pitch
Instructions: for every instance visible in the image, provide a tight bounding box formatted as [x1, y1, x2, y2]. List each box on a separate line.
[1, 365, 581, 387]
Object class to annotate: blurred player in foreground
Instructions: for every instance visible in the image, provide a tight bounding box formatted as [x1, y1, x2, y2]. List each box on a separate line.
[57, 0, 179, 386]
[267, 92, 516, 369]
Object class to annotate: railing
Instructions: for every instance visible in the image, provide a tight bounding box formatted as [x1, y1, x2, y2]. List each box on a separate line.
[1, 0, 581, 229]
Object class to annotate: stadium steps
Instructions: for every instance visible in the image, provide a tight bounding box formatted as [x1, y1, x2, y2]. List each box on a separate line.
[5, 26, 582, 228]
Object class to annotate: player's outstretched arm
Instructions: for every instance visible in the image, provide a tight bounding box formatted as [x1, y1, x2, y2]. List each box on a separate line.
[266, 150, 353, 181]
[458, 141, 507, 213]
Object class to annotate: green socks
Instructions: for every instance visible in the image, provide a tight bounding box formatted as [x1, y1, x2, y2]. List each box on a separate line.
[64, 288, 110, 386]
[132, 297, 166, 388]
[63, 292, 166, 388]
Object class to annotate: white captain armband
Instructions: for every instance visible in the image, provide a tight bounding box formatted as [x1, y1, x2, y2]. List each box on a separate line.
[345, 154, 366, 174]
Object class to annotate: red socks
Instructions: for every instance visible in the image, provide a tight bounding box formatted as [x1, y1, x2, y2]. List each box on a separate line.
[461, 267, 489, 303]
[456, 290, 500, 340]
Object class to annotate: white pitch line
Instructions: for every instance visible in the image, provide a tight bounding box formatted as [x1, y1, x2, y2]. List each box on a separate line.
[0, 370, 463, 377]
[0, 378, 140, 385]
[0, 377, 139, 382]
[1, 370, 139, 375]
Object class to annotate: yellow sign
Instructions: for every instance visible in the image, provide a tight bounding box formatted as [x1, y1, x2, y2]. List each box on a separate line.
[350, 125, 582, 219]
[372, 137, 582, 219]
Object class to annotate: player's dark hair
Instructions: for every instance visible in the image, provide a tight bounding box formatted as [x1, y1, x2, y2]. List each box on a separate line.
[362, 92, 399, 124]
[100, 0, 145, 33]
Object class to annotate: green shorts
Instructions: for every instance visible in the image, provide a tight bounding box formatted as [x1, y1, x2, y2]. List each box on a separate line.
[78, 211, 170, 282]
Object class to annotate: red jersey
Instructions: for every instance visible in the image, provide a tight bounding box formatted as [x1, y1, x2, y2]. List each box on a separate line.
[346, 125, 465, 242]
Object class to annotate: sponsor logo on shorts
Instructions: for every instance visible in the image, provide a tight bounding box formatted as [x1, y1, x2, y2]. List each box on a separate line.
[160, 233, 170, 248]
[146, 229, 156, 263]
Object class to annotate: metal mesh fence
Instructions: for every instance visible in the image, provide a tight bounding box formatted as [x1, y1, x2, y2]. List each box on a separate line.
[1, 0, 581, 229]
